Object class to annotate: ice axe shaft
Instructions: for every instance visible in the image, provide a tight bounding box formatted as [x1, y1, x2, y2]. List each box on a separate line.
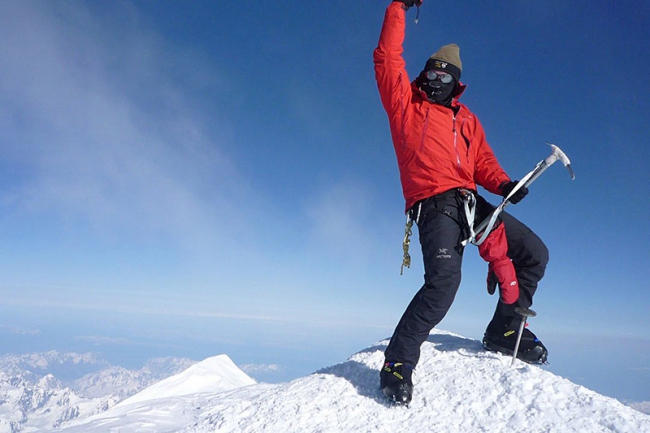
[511, 307, 537, 367]
[467, 143, 574, 246]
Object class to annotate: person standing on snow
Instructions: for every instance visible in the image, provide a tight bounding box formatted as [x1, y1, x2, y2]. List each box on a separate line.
[374, 0, 549, 405]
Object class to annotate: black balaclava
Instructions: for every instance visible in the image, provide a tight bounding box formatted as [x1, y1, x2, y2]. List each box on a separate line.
[416, 43, 463, 107]
[417, 70, 456, 106]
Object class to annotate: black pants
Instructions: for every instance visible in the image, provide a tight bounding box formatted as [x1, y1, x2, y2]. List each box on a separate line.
[384, 190, 549, 366]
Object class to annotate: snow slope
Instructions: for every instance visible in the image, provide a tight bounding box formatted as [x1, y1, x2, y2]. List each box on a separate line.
[57, 330, 650, 433]
[117, 354, 256, 406]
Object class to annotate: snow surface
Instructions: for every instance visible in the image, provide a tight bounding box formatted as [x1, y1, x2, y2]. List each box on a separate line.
[57, 330, 650, 433]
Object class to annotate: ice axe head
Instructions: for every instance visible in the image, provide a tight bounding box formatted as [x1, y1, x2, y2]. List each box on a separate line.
[546, 142, 575, 180]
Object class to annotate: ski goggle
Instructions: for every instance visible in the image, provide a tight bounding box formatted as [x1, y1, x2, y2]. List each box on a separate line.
[425, 70, 454, 84]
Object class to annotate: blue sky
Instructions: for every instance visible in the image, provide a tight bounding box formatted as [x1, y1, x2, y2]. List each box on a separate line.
[1, 1, 649, 403]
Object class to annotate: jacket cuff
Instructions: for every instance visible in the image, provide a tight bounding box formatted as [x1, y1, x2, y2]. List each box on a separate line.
[391, 1, 408, 11]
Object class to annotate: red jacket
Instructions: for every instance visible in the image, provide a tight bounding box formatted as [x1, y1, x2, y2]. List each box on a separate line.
[374, 2, 510, 211]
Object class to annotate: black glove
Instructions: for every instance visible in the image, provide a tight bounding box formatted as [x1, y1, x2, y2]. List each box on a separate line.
[486, 267, 498, 296]
[393, 0, 423, 9]
[501, 181, 529, 204]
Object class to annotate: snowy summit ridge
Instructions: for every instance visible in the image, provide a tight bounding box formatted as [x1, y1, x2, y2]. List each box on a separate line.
[56, 329, 650, 433]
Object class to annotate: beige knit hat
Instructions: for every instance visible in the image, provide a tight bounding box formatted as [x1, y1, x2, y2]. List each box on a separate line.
[425, 43, 462, 81]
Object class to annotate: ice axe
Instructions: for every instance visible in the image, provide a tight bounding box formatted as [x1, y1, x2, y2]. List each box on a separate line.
[464, 142, 575, 246]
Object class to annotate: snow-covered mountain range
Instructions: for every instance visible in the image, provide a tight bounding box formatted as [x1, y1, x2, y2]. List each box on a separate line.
[0, 351, 195, 432]
[2, 330, 650, 432]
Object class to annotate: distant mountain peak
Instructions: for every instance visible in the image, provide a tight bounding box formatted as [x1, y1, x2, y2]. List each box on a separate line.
[116, 354, 255, 407]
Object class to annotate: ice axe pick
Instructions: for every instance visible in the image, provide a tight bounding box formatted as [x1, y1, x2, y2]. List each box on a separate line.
[529, 142, 575, 184]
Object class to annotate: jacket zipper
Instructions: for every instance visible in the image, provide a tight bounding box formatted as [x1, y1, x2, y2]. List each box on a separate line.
[419, 107, 431, 152]
[452, 114, 461, 170]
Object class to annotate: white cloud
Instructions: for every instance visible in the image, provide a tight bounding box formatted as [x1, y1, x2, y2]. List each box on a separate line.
[0, 324, 40, 336]
[74, 335, 133, 346]
[304, 179, 375, 261]
[0, 1, 249, 253]
[240, 363, 281, 374]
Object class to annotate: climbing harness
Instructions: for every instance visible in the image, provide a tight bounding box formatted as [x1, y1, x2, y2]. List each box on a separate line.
[400, 189, 477, 274]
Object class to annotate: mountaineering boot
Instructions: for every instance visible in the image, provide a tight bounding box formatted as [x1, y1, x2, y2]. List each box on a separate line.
[380, 361, 414, 405]
[483, 324, 548, 364]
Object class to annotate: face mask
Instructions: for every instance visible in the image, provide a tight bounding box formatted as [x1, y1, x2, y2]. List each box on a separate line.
[418, 69, 456, 106]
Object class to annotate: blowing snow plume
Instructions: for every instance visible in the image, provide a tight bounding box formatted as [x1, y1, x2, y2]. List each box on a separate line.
[58, 330, 650, 432]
